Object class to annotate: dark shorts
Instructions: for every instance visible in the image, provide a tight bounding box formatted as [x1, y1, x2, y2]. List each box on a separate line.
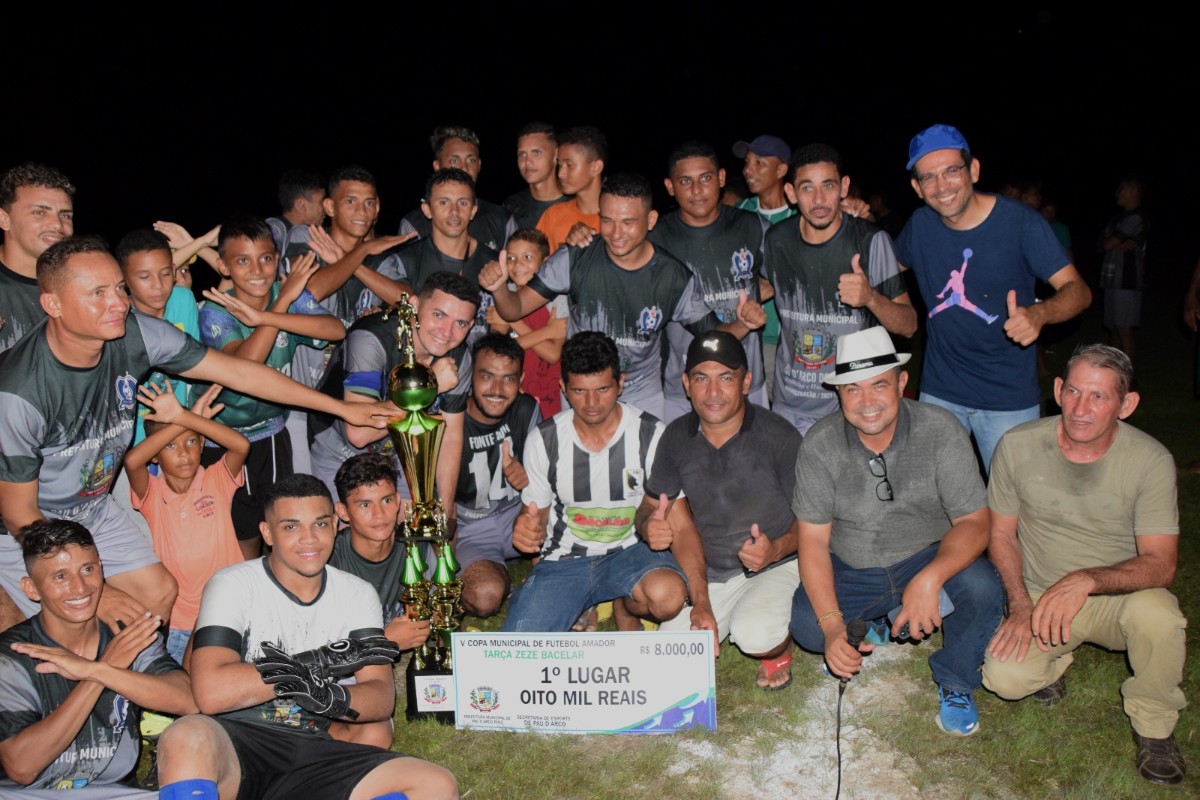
[217, 718, 402, 800]
[202, 431, 293, 541]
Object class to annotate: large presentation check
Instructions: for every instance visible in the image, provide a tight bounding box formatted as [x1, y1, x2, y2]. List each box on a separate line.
[452, 630, 716, 734]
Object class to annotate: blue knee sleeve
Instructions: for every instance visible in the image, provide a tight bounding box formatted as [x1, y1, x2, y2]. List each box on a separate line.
[372, 794, 410, 800]
[160, 778, 219, 799]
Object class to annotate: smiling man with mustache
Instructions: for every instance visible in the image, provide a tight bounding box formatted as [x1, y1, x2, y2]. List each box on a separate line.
[451, 333, 541, 619]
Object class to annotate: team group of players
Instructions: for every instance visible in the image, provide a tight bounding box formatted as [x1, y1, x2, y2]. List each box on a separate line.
[0, 118, 1183, 796]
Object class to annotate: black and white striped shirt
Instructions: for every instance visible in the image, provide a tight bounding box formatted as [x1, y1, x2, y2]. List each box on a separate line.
[522, 402, 663, 560]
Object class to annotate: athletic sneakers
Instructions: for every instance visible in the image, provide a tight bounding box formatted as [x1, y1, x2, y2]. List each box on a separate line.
[935, 686, 979, 736]
[864, 620, 891, 646]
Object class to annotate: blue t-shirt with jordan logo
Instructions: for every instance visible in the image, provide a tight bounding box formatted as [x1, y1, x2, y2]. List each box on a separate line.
[896, 196, 1068, 411]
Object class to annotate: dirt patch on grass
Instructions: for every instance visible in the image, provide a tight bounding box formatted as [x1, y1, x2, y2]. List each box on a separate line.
[669, 646, 959, 799]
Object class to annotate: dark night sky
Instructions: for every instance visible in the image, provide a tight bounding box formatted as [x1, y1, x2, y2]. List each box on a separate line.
[8, 5, 1195, 282]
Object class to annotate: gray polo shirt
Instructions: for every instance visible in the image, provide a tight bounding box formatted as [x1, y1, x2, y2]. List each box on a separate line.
[647, 404, 801, 582]
[793, 399, 985, 569]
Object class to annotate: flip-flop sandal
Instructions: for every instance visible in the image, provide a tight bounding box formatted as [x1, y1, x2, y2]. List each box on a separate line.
[571, 606, 599, 632]
[756, 651, 793, 691]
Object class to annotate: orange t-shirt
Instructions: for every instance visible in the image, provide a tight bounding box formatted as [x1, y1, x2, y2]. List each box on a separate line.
[536, 199, 600, 254]
[131, 459, 244, 631]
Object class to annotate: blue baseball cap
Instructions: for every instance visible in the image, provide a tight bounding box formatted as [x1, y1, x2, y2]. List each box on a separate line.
[733, 135, 791, 163]
[906, 124, 970, 170]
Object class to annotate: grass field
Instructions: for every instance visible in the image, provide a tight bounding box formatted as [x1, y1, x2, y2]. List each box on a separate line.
[383, 280, 1200, 800]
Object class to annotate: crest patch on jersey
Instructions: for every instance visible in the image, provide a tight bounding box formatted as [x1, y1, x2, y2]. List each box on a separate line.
[637, 306, 663, 338]
[115, 373, 137, 411]
[793, 328, 836, 370]
[730, 247, 755, 283]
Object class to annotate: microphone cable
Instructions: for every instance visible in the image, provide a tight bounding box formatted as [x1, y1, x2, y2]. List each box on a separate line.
[835, 619, 868, 800]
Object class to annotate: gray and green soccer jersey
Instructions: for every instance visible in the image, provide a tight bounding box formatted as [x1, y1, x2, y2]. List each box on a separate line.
[527, 240, 719, 414]
[0, 260, 42, 353]
[456, 394, 541, 522]
[134, 285, 201, 445]
[198, 283, 335, 440]
[736, 198, 796, 348]
[281, 228, 402, 388]
[308, 311, 473, 484]
[0, 314, 207, 528]
[648, 205, 768, 413]
[762, 215, 906, 433]
[0, 616, 180, 792]
[390, 237, 498, 346]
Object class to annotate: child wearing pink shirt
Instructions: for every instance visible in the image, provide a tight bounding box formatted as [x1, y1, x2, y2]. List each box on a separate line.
[125, 381, 249, 663]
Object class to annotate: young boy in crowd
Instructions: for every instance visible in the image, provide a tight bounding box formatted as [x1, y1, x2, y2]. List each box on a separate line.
[330, 453, 431, 649]
[115, 228, 201, 446]
[110, 227, 205, 552]
[266, 168, 325, 253]
[199, 216, 346, 559]
[327, 454, 430, 747]
[485, 228, 566, 419]
[125, 382, 248, 664]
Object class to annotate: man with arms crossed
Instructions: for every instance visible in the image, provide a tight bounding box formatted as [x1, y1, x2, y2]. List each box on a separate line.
[155, 474, 457, 800]
[651, 141, 770, 422]
[0, 520, 195, 796]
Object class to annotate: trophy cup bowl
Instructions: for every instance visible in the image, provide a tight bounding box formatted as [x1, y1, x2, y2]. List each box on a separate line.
[388, 362, 438, 412]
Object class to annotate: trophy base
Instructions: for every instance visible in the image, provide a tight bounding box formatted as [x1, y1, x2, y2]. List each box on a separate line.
[405, 655, 456, 725]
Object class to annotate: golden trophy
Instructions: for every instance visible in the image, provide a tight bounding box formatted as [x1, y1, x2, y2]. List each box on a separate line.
[383, 296, 464, 724]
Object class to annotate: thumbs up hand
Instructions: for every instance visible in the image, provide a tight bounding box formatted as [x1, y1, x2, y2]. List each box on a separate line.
[643, 493, 674, 551]
[737, 523, 774, 572]
[479, 249, 509, 293]
[734, 290, 766, 330]
[512, 502, 546, 554]
[500, 440, 529, 492]
[837, 253, 875, 308]
[1002, 289, 1042, 346]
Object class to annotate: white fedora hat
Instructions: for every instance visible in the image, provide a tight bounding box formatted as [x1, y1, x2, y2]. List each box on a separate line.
[822, 327, 911, 386]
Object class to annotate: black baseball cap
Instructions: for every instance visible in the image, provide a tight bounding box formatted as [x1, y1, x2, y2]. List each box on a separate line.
[685, 331, 748, 372]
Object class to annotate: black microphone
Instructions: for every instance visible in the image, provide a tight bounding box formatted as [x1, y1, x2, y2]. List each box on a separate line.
[840, 619, 868, 683]
[846, 618, 868, 649]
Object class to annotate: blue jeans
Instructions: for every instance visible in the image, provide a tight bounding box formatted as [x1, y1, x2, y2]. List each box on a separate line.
[502, 543, 685, 632]
[919, 393, 1039, 475]
[166, 628, 191, 665]
[790, 543, 1004, 692]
